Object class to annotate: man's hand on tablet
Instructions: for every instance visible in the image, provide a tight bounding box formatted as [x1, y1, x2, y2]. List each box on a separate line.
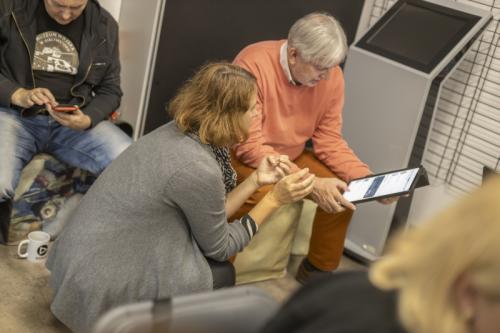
[310, 177, 356, 213]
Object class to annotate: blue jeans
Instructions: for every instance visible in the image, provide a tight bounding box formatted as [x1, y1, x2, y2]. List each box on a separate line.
[0, 107, 132, 201]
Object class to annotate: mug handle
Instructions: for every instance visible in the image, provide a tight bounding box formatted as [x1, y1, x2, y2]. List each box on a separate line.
[17, 240, 30, 258]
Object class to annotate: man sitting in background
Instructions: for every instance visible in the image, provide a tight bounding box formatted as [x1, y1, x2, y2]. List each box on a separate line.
[0, 0, 131, 242]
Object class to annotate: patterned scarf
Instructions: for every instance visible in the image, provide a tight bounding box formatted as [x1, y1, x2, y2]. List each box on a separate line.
[187, 132, 237, 194]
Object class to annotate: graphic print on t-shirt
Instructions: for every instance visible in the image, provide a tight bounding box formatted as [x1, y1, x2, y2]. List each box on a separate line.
[33, 31, 79, 75]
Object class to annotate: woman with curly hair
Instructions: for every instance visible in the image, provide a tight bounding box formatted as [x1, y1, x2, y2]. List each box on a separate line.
[47, 62, 315, 333]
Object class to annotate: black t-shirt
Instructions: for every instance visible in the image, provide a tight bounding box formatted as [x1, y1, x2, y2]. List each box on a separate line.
[33, 2, 84, 104]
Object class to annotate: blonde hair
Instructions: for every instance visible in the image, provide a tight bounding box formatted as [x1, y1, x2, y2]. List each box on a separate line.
[169, 62, 257, 147]
[370, 176, 500, 333]
[288, 12, 348, 68]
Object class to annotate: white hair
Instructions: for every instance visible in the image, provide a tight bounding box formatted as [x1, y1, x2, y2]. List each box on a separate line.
[288, 12, 348, 68]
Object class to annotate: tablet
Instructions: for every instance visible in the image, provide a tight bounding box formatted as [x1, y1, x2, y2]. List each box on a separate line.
[343, 166, 424, 204]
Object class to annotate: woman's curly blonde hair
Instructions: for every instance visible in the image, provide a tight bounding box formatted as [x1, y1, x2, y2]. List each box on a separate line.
[169, 62, 257, 147]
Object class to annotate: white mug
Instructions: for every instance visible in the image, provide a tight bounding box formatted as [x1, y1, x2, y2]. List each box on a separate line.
[17, 231, 50, 262]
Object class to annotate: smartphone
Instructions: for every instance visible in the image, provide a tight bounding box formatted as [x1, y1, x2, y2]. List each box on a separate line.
[343, 166, 428, 204]
[53, 104, 78, 113]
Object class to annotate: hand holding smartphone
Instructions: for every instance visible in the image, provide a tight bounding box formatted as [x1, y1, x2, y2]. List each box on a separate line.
[53, 104, 78, 113]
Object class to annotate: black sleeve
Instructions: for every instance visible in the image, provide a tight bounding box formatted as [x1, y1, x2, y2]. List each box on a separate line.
[238, 214, 258, 239]
[82, 18, 122, 126]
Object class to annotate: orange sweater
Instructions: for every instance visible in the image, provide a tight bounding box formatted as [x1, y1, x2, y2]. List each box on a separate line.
[233, 40, 370, 181]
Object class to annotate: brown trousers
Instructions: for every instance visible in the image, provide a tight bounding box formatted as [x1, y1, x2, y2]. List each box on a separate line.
[230, 151, 353, 271]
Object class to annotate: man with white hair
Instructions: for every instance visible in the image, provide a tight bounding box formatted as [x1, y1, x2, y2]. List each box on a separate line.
[232, 13, 395, 283]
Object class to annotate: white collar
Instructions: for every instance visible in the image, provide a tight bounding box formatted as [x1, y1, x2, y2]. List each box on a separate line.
[279, 41, 297, 85]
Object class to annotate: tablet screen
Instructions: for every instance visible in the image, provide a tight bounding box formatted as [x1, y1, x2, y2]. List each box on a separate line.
[343, 167, 420, 203]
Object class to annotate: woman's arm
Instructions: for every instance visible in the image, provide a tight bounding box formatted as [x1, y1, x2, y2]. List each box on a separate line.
[248, 168, 315, 227]
[226, 167, 316, 243]
[171, 159, 314, 262]
[170, 161, 251, 261]
[225, 171, 260, 218]
[225, 155, 290, 217]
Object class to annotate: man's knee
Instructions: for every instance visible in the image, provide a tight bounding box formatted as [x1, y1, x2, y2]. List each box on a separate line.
[0, 110, 30, 197]
[295, 151, 335, 178]
[93, 121, 132, 157]
[313, 205, 354, 227]
[0, 175, 16, 202]
[0, 140, 17, 202]
[88, 121, 132, 174]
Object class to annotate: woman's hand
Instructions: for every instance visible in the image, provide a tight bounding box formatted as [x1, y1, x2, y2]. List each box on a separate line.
[254, 155, 293, 186]
[269, 168, 315, 205]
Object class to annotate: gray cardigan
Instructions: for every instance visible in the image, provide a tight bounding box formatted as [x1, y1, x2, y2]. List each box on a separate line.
[46, 122, 251, 333]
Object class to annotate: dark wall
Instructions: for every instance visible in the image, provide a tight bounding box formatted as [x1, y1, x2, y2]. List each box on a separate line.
[144, 0, 365, 134]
